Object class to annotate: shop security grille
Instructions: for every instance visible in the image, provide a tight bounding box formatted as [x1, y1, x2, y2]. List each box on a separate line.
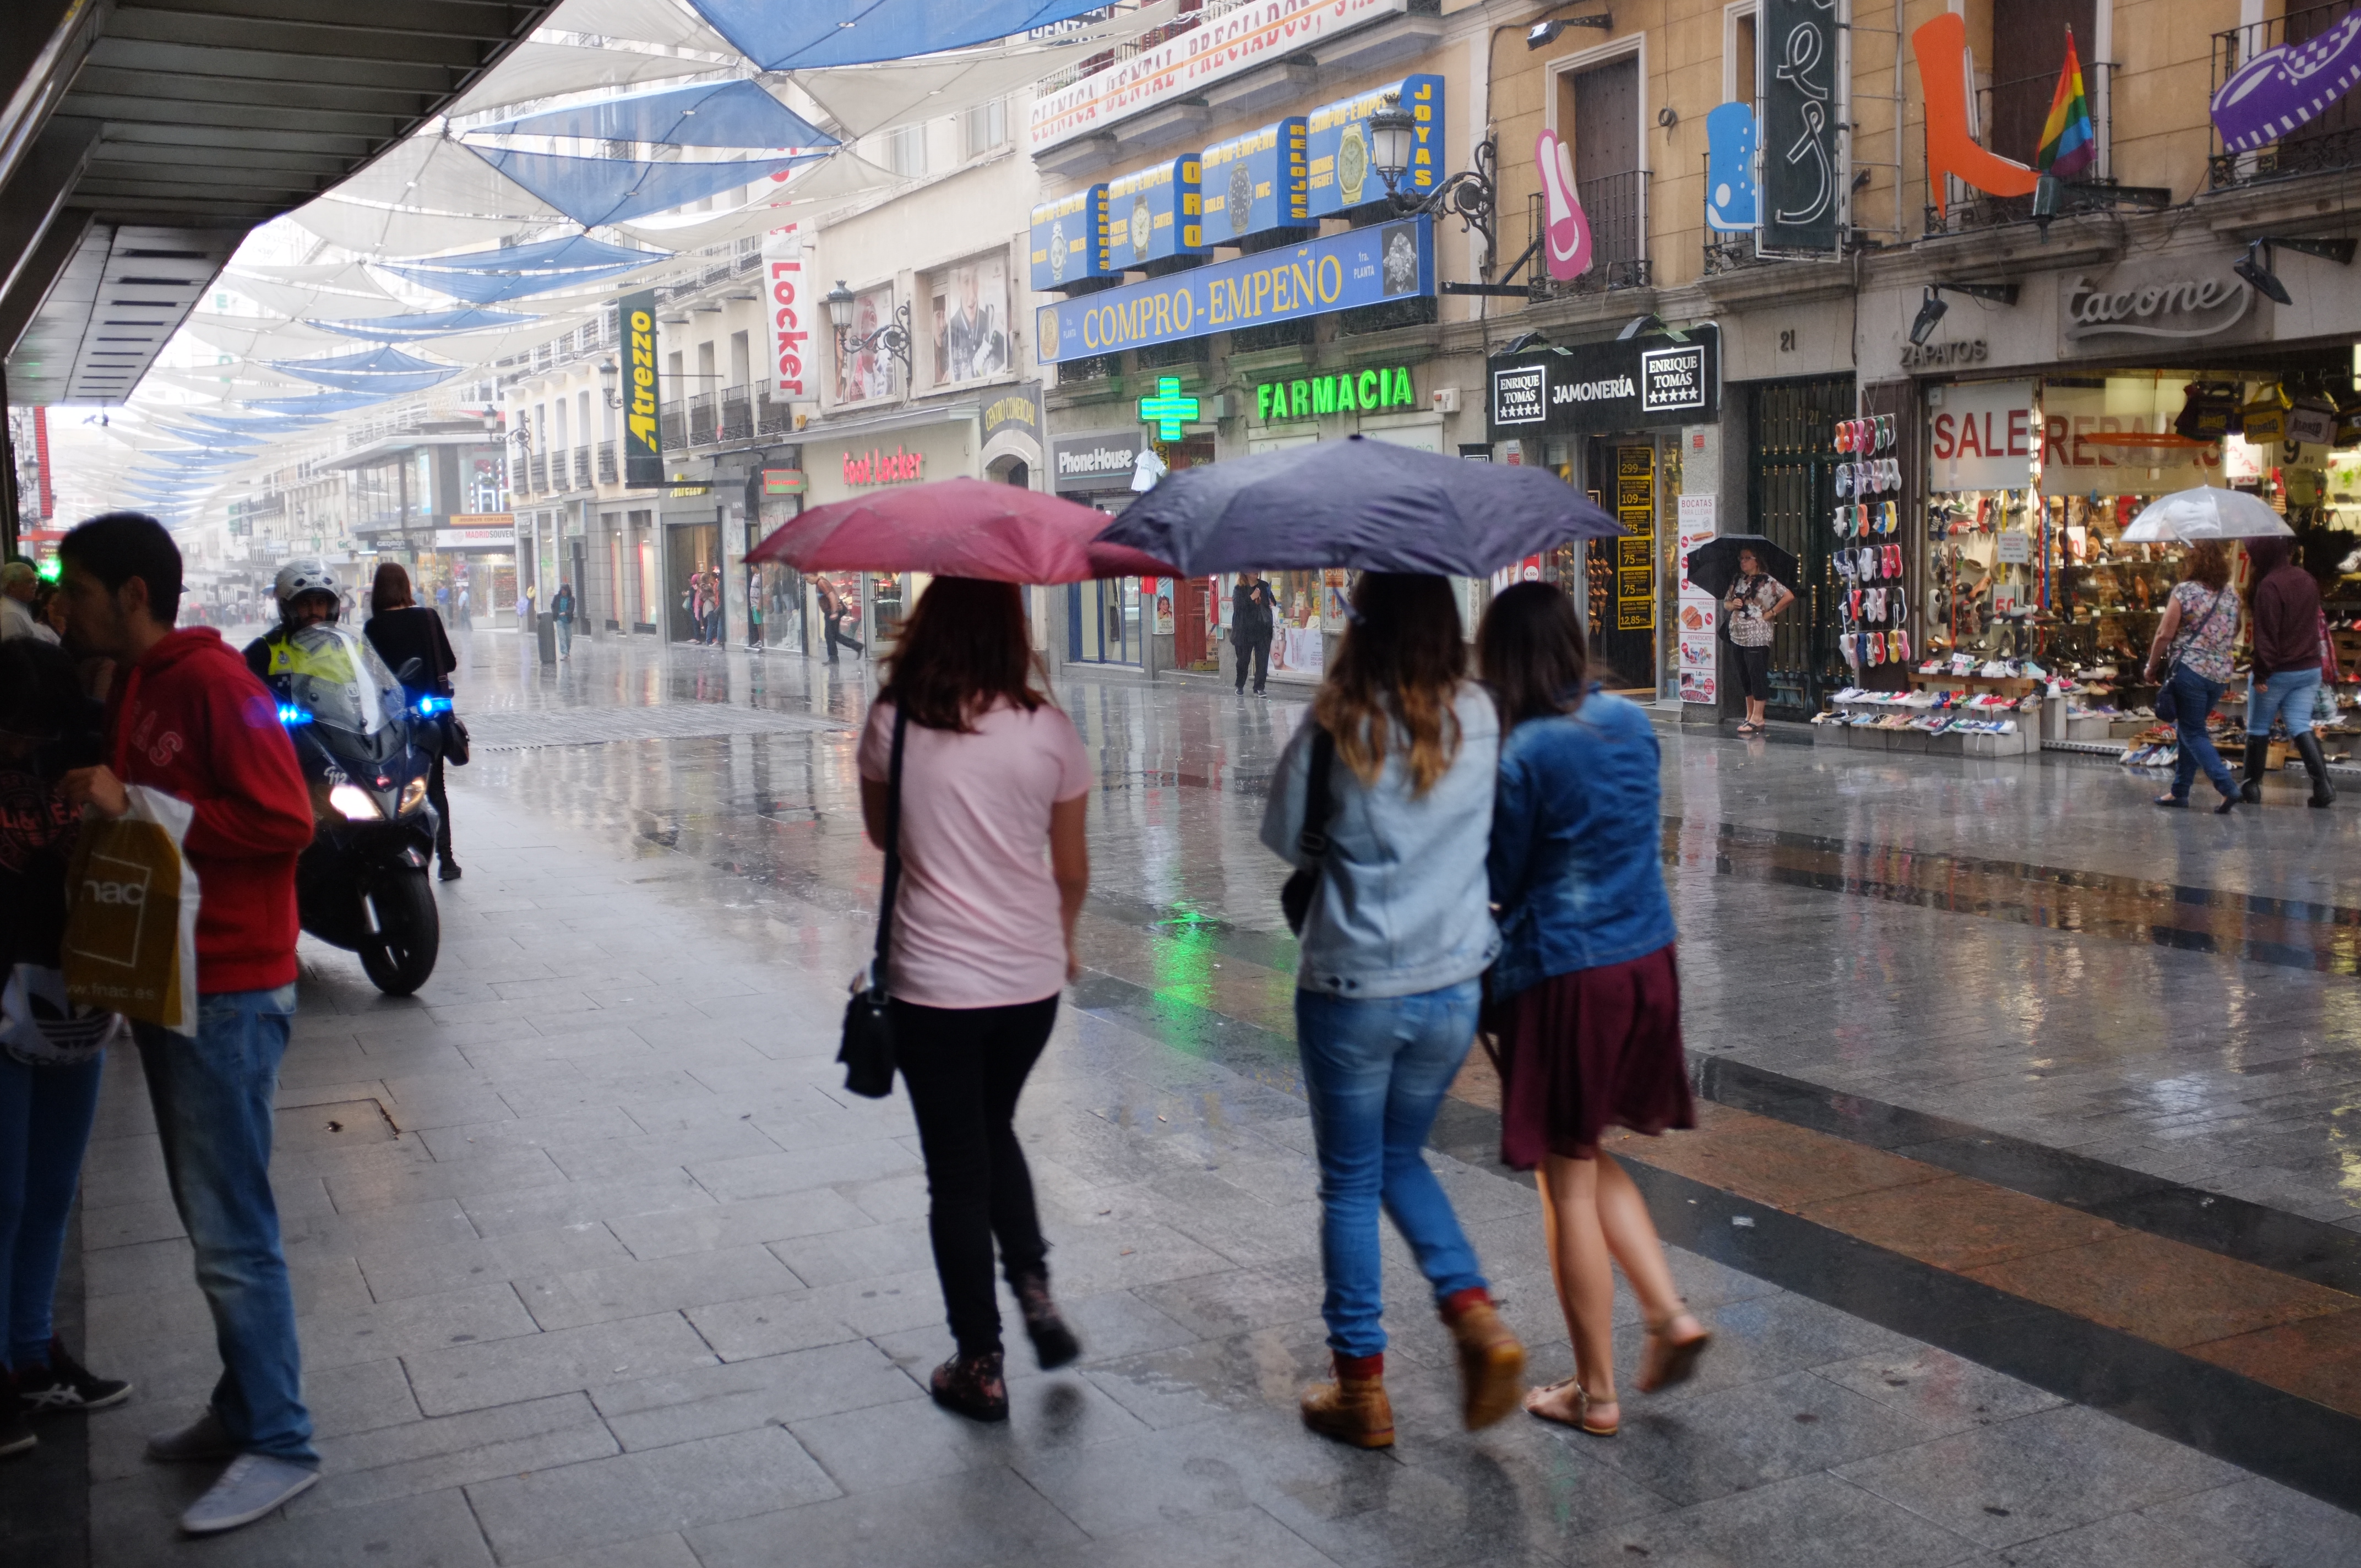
[1748, 376, 1854, 720]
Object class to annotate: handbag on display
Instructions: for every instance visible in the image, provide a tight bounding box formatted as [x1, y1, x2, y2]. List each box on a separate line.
[1280, 727, 1335, 936]
[837, 706, 908, 1099]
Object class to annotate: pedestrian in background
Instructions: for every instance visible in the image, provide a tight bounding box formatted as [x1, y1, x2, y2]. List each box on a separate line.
[2242, 536, 2338, 807]
[1232, 571, 1274, 697]
[365, 563, 463, 881]
[1478, 582, 1706, 1437]
[1, 562, 54, 644]
[1260, 572, 1524, 1450]
[2142, 540, 2242, 812]
[0, 638, 130, 1462]
[56, 514, 322, 1536]
[550, 580, 576, 660]
[455, 581, 472, 633]
[856, 577, 1090, 1424]
[1724, 547, 1791, 736]
[820, 580, 863, 665]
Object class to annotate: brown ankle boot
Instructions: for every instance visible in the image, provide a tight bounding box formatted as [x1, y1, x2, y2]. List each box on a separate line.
[1440, 1288, 1527, 1430]
[1300, 1351, 1394, 1448]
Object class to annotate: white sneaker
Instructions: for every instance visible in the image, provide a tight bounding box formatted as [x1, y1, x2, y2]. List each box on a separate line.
[179, 1453, 320, 1536]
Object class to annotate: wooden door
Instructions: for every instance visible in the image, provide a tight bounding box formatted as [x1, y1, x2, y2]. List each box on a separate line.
[1565, 55, 1642, 271]
[1989, 0, 2098, 168]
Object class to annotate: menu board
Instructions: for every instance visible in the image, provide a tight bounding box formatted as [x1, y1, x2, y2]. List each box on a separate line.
[1201, 117, 1308, 243]
[1675, 495, 1718, 705]
[1107, 156, 1205, 269]
[1615, 445, 1656, 633]
[1305, 74, 1445, 220]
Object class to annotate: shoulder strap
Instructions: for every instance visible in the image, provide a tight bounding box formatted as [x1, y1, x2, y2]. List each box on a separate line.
[870, 706, 909, 992]
[1298, 726, 1335, 859]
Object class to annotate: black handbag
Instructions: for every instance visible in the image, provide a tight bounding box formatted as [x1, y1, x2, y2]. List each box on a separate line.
[1280, 727, 1335, 935]
[837, 706, 907, 1098]
[440, 715, 471, 767]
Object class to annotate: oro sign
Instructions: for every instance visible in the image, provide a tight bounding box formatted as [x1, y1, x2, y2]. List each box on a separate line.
[760, 227, 809, 399]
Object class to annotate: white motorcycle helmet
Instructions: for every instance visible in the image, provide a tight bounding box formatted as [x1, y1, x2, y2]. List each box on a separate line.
[274, 558, 340, 618]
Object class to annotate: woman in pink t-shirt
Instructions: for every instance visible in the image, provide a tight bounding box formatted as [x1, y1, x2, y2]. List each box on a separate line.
[857, 578, 1091, 1424]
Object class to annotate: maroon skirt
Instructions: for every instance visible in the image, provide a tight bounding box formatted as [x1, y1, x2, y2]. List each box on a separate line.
[1488, 943, 1693, 1170]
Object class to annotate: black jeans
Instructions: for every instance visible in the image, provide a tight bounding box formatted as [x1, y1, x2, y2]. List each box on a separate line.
[426, 753, 453, 863]
[893, 994, 1058, 1357]
[824, 616, 863, 662]
[1732, 642, 1771, 703]
[1234, 636, 1269, 693]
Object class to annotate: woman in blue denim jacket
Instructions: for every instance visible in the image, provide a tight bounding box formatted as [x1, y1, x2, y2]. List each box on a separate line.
[1260, 574, 1525, 1449]
[1479, 582, 1706, 1438]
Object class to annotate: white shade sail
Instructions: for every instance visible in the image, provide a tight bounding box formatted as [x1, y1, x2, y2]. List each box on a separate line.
[543, 0, 739, 56]
[288, 199, 545, 257]
[335, 137, 564, 222]
[448, 43, 734, 118]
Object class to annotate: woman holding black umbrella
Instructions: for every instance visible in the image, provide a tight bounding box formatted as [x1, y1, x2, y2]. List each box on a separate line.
[1260, 573, 1526, 1449]
[1724, 548, 1793, 734]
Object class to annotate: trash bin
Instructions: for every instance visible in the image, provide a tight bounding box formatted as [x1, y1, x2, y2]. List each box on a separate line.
[535, 611, 557, 666]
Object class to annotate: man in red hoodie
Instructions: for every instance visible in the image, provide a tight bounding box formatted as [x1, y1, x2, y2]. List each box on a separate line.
[55, 514, 323, 1537]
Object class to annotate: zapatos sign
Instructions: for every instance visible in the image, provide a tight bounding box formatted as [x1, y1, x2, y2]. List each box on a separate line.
[1486, 325, 1721, 437]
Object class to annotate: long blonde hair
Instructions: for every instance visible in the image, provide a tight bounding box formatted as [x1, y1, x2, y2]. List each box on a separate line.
[1311, 573, 1465, 797]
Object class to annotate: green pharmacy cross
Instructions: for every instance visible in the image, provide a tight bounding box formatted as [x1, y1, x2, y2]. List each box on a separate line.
[1137, 376, 1199, 440]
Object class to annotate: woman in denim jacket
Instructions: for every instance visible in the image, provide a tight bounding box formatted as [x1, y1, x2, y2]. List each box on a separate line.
[1479, 582, 1707, 1437]
[1260, 574, 1525, 1449]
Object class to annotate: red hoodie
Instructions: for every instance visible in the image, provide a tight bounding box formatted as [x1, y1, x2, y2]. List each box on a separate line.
[106, 628, 315, 993]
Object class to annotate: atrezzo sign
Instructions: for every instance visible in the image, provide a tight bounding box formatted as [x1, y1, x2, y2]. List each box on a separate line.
[842, 447, 925, 486]
[1256, 366, 1415, 420]
[617, 288, 660, 487]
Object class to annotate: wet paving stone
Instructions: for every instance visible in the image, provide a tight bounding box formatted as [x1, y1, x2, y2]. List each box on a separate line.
[54, 632, 2361, 1564]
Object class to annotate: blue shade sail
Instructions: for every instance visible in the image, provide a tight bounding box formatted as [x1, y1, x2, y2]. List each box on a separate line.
[182, 412, 335, 434]
[690, 0, 1108, 69]
[465, 145, 823, 226]
[312, 307, 539, 341]
[242, 391, 407, 415]
[377, 258, 649, 303]
[267, 345, 451, 376]
[475, 79, 835, 149]
[379, 235, 661, 272]
[273, 366, 462, 394]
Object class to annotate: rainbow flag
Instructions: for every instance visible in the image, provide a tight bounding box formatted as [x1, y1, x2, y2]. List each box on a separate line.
[2037, 27, 2096, 177]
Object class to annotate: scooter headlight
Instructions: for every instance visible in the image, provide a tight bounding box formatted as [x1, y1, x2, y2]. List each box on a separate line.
[329, 783, 384, 821]
[397, 778, 428, 815]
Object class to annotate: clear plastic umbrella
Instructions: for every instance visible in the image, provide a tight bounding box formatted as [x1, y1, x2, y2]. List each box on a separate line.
[2118, 487, 2294, 542]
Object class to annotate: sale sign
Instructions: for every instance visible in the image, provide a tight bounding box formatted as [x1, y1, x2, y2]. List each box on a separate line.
[1927, 380, 2036, 492]
[760, 226, 808, 399]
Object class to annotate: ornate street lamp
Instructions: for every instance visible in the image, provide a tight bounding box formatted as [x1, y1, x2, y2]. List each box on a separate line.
[1367, 91, 1498, 268]
[825, 279, 913, 384]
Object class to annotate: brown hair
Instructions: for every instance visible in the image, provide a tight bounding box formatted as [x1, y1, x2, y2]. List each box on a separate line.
[2180, 540, 2230, 592]
[371, 562, 415, 614]
[879, 576, 1050, 731]
[1313, 573, 1465, 797]
[1478, 581, 1589, 726]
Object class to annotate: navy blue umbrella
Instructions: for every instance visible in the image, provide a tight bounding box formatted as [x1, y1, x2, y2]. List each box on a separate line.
[1096, 434, 1620, 575]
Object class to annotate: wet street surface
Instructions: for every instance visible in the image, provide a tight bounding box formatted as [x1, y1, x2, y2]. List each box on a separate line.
[33, 627, 2361, 1566]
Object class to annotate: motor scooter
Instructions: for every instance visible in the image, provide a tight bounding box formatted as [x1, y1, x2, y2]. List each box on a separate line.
[266, 625, 443, 994]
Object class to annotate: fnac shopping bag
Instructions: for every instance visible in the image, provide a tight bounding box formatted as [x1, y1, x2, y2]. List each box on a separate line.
[61, 785, 202, 1035]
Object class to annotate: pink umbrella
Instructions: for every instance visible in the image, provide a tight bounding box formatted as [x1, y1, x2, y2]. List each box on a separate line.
[746, 476, 1175, 581]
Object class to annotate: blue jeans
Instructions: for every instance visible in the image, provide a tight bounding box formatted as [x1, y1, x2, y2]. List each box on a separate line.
[0, 1052, 106, 1368]
[555, 618, 573, 656]
[2166, 668, 2235, 800]
[134, 986, 315, 1466]
[2248, 667, 2322, 737]
[1296, 979, 1489, 1359]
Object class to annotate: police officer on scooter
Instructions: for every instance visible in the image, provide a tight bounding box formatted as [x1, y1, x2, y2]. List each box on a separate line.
[243, 559, 342, 682]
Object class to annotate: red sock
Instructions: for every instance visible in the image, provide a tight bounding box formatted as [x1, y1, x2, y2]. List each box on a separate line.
[1439, 1286, 1493, 1321]
[1335, 1351, 1384, 1379]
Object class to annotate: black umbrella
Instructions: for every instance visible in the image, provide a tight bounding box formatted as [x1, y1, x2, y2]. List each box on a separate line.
[1095, 434, 1621, 576]
[1682, 534, 1797, 599]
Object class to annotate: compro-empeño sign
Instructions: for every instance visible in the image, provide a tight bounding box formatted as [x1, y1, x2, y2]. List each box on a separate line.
[1254, 365, 1417, 421]
[1036, 216, 1433, 363]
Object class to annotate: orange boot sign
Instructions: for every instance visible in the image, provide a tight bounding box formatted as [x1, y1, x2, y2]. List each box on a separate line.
[1913, 12, 2037, 217]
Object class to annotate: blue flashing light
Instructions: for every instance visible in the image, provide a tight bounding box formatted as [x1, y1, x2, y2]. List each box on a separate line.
[278, 704, 314, 726]
[415, 695, 452, 716]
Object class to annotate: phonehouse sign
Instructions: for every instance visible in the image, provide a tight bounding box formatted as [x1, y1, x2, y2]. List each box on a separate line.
[759, 228, 809, 398]
[1029, 185, 1112, 293]
[618, 289, 661, 487]
[1305, 75, 1445, 220]
[1108, 156, 1205, 269]
[1254, 364, 1417, 421]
